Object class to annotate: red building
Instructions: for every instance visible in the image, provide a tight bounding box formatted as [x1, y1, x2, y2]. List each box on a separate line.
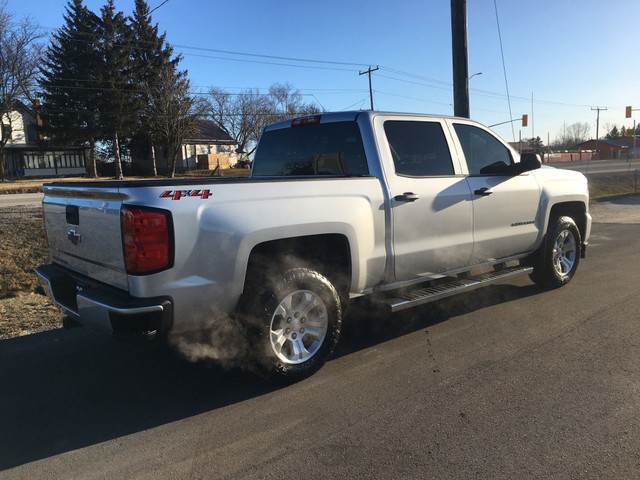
[574, 139, 629, 160]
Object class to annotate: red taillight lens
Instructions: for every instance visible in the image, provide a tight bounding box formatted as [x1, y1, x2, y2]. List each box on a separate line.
[121, 206, 172, 275]
[291, 115, 321, 127]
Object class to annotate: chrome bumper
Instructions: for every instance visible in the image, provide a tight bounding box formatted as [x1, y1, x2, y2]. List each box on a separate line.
[36, 264, 173, 340]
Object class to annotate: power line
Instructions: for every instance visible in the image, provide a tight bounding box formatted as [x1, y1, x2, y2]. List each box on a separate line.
[493, 0, 515, 142]
[13, 21, 616, 114]
[149, 0, 170, 15]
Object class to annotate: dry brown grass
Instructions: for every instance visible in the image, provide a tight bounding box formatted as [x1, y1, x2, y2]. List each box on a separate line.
[0, 205, 64, 339]
[0, 205, 49, 296]
[587, 171, 639, 200]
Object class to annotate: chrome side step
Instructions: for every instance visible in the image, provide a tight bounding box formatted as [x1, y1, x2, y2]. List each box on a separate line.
[382, 265, 533, 313]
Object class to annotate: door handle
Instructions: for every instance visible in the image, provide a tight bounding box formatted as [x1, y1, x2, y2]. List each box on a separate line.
[474, 187, 493, 196]
[394, 192, 419, 202]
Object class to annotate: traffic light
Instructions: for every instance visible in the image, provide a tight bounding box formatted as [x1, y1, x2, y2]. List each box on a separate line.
[522, 114, 528, 127]
[626, 106, 632, 118]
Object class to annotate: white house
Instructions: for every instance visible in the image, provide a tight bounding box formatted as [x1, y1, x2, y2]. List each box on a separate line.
[148, 119, 238, 173]
[1, 102, 87, 177]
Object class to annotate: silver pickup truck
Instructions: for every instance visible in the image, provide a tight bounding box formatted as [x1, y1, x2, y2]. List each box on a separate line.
[37, 111, 591, 382]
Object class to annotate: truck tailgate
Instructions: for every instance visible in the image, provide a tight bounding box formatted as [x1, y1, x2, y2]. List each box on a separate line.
[42, 185, 128, 291]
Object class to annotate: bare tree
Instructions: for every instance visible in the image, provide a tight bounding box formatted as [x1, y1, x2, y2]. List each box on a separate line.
[205, 82, 321, 158]
[144, 66, 199, 177]
[552, 122, 592, 149]
[0, 2, 42, 179]
[206, 87, 271, 157]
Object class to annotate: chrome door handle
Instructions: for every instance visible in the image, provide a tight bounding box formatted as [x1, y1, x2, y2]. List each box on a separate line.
[474, 188, 493, 196]
[394, 192, 419, 202]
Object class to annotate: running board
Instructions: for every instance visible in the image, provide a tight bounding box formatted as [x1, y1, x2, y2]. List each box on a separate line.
[382, 265, 533, 313]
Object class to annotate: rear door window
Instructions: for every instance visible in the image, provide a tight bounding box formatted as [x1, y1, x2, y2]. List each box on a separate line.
[252, 121, 369, 176]
[384, 121, 454, 176]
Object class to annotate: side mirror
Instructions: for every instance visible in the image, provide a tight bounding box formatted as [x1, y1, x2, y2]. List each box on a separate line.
[517, 153, 542, 173]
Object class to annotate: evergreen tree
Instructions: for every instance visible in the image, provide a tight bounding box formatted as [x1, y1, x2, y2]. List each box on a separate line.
[128, 0, 181, 175]
[40, 0, 101, 177]
[96, 0, 136, 179]
[527, 136, 544, 152]
[606, 125, 620, 139]
[620, 125, 627, 138]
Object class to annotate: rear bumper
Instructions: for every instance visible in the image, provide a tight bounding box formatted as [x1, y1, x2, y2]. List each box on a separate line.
[36, 264, 173, 340]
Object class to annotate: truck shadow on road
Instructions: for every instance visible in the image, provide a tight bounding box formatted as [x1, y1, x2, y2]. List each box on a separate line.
[0, 282, 542, 471]
[338, 282, 543, 356]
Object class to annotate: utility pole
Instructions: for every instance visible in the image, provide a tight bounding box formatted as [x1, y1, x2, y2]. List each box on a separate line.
[531, 92, 534, 139]
[451, 0, 470, 118]
[626, 106, 639, 160]
[359, 66, 379, 111]
[591, 106, 607, 160]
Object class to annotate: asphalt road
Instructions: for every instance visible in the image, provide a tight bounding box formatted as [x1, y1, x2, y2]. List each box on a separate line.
[1, 203, 639, 479]
[0, 192, 43, 207]
[553, 158, 640, 174]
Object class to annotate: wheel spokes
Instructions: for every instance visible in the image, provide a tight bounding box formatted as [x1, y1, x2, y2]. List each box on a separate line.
[269, 289, 328, 365]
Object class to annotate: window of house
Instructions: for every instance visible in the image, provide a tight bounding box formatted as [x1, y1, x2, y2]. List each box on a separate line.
[26, 125, 37, 144]
[1, 124, 12, 141]
[384, 121, 455, 176]
[453, 124, 513, 175]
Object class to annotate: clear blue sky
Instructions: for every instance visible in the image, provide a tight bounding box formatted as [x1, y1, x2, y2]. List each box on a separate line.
[7, 0, 640, 143]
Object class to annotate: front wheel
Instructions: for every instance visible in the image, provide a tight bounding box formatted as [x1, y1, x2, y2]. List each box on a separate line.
[240, 268, 343, 383]
[530, 216, 581, 289]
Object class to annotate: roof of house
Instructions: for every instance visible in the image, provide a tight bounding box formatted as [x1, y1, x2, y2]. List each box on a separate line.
[508, 142, 535, 152]
[185, 119, 237, 145]
[575, 139, 629, 149]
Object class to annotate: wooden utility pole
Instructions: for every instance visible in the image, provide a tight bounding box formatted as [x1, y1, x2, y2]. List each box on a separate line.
[591, 106, 607, 160]
[359, 66, 379, 111]
[451, 0, 470, 118]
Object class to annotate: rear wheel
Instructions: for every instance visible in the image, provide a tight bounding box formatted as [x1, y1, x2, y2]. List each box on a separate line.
[530, 216, 581, 289]
[240, 267, 342, 383]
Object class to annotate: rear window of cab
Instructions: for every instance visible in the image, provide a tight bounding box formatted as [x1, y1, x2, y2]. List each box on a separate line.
[252, 121, 369, 177]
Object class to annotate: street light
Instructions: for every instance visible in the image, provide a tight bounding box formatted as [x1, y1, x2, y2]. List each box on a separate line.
[468, 72, 483, 81]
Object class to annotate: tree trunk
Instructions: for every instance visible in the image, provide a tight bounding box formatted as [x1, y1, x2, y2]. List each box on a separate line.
[114, 131, 123, 180]
[150, 142, 157, 177]
[88, 138, 98, 178]
[168, 145, 178, 178]
[0, 147, 6, 181]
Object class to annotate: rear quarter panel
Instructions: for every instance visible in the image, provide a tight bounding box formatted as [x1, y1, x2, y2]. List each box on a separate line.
[120, 177, 386, 333]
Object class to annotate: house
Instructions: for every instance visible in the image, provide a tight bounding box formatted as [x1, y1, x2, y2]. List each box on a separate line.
[611, 135, 640, 159]
[508, 141, 536, 154]
[151, 119, 238, 173]
[574, 139, 629, 160]
[1, 102, 87, 177]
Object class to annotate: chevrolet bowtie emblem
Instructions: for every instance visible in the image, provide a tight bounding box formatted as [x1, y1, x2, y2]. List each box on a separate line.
[67, 229, 82, 245]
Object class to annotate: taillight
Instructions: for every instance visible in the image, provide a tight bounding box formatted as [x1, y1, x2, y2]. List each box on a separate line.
[291, 115, 321, 127]
[121, 206, 172, 275]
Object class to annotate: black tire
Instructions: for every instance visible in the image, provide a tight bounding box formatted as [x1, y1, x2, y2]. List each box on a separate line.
[239, 267, 343, 383]
[530, 216, 581, 289]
